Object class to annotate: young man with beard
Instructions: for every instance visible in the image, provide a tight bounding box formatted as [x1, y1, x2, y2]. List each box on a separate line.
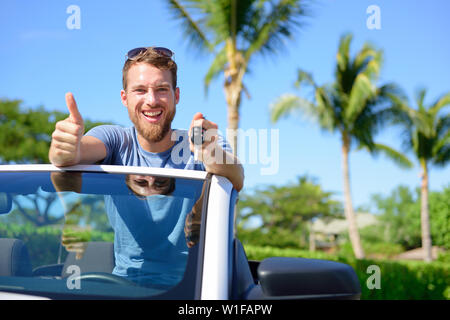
[49, 47, 244, 287]
[49, 47, 243, 191]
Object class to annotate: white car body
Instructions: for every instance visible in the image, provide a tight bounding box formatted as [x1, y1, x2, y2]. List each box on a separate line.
[0, 164, 360, 300]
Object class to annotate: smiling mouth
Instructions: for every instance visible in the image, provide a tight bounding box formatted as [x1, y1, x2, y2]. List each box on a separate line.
[142, 110, 163, 123]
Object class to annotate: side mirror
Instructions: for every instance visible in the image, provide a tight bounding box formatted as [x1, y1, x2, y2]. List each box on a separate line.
[0, 193, 12, 214]
[257, 257, 361, 299]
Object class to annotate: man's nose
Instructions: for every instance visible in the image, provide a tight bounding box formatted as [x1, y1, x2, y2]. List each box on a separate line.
[144, 89, 161, 106]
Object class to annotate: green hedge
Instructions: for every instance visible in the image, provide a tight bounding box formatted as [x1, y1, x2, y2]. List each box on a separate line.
[244, 244, 450, 300]
[1, 224, 448, 299]
[0, 223, 113, 269]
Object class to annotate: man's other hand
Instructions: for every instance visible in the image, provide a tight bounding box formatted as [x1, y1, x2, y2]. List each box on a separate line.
[49, 92, 85, 166]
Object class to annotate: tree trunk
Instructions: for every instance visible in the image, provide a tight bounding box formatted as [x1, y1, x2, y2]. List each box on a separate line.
[223, 61, 242, 156]
[341, 134, 365, 259]
[223, 36, 246, 156]
[420, 159, 433, 262]
[226, 100, 240, 156]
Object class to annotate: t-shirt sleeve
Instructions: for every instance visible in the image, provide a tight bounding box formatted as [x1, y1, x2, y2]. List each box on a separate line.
[85, 125, 124, 164]
[217, 132, 233, 155]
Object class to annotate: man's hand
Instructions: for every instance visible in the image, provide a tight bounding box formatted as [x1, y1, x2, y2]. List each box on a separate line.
[49, 93, 84, 166]
[188, 112, 244, 192]
[188, 112, 218, 163]
[61, 202, 91, 260]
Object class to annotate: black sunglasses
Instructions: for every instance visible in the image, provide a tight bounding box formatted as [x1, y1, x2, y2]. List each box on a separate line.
[126, 47, 174, 60]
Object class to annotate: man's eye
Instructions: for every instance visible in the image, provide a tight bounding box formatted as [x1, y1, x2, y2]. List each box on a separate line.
[134, 179, 148, 187]
[154, 179, 169, 187]
[157, 87, 169, 92]
[135, 89, 146, 93]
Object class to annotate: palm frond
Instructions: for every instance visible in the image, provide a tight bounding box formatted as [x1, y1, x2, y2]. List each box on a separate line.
[295, 69, 316, 89]
[436, 114, 450, 137]
[432, 130, 450, 166]
[386, 91, 414, 125]
[358, 46, 383, 80]
[243, 0, 309, 61]
[367, 143, 414, 169]
[432, 143, 450, 167]
[345, 73, 376, 124]
[336, 33, 352, 72]
[430, 92, 450, 116]
[415, 87, 427, 110]
[335, 35, 383, 99]
[204, 46, 228, 95]
[203, 0, 233, 40]
[348, 83, 403, 144]
[353, 43, 377, 73]
[200, 0, 255, 42]
[391, 97, 434, 137]
[270, 93, 314, 123]
[166, 0, 213, 51]
[314, 86, 338, 131]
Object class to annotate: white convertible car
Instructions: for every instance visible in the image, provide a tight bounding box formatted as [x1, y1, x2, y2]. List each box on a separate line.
[0, 164, 360, 300]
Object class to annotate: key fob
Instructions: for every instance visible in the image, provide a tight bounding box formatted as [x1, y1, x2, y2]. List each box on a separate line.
[191, 126, 205, 145]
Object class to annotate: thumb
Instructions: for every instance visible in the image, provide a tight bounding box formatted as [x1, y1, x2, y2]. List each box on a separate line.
[193, 112, 204, 121]
[65, 92, 83, 124]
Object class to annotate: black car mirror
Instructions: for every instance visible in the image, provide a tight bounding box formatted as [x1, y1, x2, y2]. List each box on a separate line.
[257, 257, 361, 299]
[0, 192, 12, 214]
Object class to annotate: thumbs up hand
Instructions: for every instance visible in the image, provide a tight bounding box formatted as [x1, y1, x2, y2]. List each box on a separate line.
[49, 93, 85, 166]
[66, 92, 84, 125]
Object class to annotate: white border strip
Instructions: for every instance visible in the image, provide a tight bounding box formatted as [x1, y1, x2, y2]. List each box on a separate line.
[201, 175, 233, 300]
[0, 164, 208, 180]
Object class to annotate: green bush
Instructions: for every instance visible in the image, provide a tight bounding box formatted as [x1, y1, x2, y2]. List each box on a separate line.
[0, 223, 113, 269]
[237, 227, 306, 249]
[336, 240, 404, 259]
[244, 244, 450, 300]
[370, 185, 450, 250]
[437, 251, 450, 263]
[2, 223, 448, 299]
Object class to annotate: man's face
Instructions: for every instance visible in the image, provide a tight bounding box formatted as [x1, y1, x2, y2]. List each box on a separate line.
[126, 175, 174, 196]
[121, 63, 179, 143]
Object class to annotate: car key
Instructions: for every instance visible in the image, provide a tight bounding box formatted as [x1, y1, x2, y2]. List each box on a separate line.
[191, 126, 205, 146]
[191, 126, 205, 162]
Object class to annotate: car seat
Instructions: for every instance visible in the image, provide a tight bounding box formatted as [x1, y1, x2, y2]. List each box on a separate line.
[61, 241, 115, 277]
[0, 238, 33, 277]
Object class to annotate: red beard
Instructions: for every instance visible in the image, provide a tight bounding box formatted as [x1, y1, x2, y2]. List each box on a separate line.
[129, 106, 176, 143]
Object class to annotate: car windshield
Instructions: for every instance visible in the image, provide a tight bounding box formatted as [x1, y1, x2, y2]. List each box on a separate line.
[0, 168, 207, 299]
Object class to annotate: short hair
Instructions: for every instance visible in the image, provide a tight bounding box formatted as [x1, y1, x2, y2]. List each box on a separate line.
[122, 49, 177, 91]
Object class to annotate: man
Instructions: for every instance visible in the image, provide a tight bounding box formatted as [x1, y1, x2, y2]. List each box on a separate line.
[49, 46, 243, 191]
[49, 46, 244, 287]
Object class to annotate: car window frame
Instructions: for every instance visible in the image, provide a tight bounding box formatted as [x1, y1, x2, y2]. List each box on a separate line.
[0, 164, 212, 300]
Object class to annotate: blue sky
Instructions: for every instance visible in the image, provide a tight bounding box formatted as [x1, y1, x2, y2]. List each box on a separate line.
[1, 0, 449, 209]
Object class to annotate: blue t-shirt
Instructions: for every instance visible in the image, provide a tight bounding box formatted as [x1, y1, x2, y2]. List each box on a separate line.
[85, 125, 230, 288]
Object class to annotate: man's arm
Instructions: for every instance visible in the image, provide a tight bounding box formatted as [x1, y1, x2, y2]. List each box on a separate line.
[203, 147, 244, 192]
[189, 113, 244, 192]
[49, 93, 106, 166]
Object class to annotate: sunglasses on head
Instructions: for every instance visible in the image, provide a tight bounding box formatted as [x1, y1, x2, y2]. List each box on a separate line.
[126, 47, 174, 60]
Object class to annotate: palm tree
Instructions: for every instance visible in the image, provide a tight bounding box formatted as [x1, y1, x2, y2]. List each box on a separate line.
[166, 0, 309, 154]
[270, 33, 412, 259]
[389, 88, 450, 262]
